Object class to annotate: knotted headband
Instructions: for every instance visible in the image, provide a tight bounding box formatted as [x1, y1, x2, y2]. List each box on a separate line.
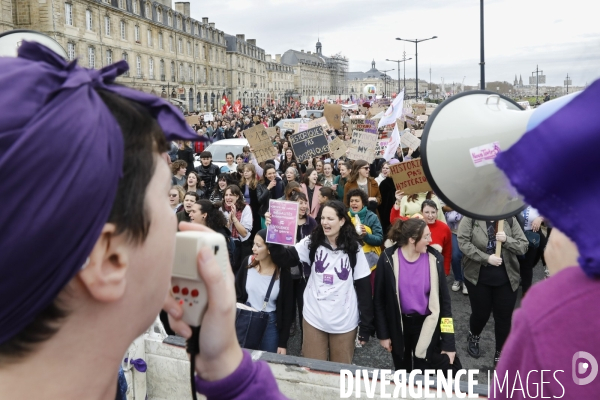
[0, 41, 201, 344]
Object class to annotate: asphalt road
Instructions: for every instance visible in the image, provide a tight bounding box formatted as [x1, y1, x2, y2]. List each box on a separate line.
[286, 262, 546, 386]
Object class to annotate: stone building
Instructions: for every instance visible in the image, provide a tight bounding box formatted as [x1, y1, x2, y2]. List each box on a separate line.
[265, 54, 295, 105]
[347, 60, 401, 100]
[4, 0, 228, 112]
[224, 34, 267, 107]
[281, 39, 348, 103]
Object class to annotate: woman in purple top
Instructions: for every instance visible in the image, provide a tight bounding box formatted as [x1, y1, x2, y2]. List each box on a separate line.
[373, 218, 457, 373]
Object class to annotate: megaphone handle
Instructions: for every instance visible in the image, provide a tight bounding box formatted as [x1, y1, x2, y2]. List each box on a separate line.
[495, 220, 504, 257]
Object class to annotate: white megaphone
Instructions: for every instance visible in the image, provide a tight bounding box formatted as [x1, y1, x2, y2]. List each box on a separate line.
[421, 90, 581, 220]
[0, 29, 67, 58]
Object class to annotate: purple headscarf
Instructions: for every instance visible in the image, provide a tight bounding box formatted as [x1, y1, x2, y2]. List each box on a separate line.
[495, 79, 600, 278]
[0, 41, 201, 344]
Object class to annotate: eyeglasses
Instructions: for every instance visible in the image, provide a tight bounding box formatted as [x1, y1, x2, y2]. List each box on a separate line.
[361, 166, 370, 170]
[169, 194, 178, 198]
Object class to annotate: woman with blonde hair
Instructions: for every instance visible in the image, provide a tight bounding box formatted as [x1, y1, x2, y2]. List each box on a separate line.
[169, 185, 185, 213]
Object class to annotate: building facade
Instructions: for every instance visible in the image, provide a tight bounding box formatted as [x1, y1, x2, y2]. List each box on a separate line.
[281, 40, 348, 103]
[225, 34, 267, 107]
[265, 54, 295, 105]
[347, 60, 401, 100]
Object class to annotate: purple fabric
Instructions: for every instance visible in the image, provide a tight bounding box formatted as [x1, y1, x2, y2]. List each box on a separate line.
[0, 41, 201, 344]
[195, 350, 287, 399]
[397, 250, 430, 315]
[492, 267, 600, 399]
[123, 358, 147, 373]
[495, 79, 600, 278]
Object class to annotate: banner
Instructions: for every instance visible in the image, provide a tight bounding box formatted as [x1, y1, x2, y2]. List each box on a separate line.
[389, 158, 432, 195]
[378, 89, 405, 127]
[347, 130, 378, 163]
[324, 104, 343, 129]
[266, 200, 299, 246]
[244, 125, 277, 162]
[381, 119, 403, 161]
[289, 126, 330, 162]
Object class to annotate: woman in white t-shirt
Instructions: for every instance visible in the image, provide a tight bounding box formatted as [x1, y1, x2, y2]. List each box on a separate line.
[266, 200, 374, 364]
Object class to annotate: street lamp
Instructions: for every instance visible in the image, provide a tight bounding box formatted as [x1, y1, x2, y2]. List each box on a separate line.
[379, 69, 394, 97]
[396, 36, 437, 99]
[387, 56, 412, 94]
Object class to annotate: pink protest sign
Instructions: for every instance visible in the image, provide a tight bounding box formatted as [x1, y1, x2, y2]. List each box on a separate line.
[266, 200, 299, 246]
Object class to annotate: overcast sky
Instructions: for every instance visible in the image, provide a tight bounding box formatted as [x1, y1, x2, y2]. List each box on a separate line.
[190, 0, 599, 87]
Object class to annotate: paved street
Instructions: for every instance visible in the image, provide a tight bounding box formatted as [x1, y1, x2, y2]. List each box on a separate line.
[286, 263, 546, 386]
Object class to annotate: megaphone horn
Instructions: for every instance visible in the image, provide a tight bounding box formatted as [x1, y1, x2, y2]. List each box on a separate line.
[421, 90, 580, 220]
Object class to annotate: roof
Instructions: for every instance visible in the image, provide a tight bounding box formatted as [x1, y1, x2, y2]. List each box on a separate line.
[347, 67, 383, 81]
[281, 49, 328, 66]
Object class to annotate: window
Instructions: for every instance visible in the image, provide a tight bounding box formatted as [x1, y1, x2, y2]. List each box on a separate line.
[104, 16, 111, 36]
[147, 29, 152, 46]
[122, 53, 129, 76]
[159, 60, 165, 79]
[158, 33, 163, 49]
[178, 17, 182, 30]
[171, 61, 175, 82]
[179, 64, 183, 82]
[132, 0, 138, 14]
[168, 13, 172, 27]
[195, 44, 198, 57]
[118, 0, 124, 9]
[169, 36, 173, 52]
[134, 26, 140, 43]
[67, 42, 75, 61]
[65, 3, 73, 26]
[145, 3, 150, 18]
[86, 10, 93, 30]
[149, 58, 154, 79]
[178, 38, 182, 53]
[157, 8, 162, 23]
[188, 65, 192, 82]
[187, 41, 191, 55]
[106, 49, 112, 65]
[136, 56, 142, 77]
[120, 21, 126, 39]
[88, 47, 95, 69]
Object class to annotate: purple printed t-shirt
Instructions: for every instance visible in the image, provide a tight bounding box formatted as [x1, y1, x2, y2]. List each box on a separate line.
[398, 250, 430, 315]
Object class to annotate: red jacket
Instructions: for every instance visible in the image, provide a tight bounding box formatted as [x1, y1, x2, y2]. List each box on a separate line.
[427, 220, 452, 275]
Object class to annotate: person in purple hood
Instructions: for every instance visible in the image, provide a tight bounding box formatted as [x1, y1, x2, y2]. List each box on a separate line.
[490, 83, 600, 399]
[0, 41, 286, 400]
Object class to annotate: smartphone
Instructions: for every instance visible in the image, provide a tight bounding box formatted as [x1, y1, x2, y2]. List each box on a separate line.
[171, 231, 229, 327]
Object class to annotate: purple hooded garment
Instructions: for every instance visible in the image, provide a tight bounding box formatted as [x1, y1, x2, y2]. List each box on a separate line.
[495, 79, 600, 278]
[0, 41, 202, 344]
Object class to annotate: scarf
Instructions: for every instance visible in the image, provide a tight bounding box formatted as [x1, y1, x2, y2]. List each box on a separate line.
[348, 207, 381, 269]
[224, 204, 244, 239]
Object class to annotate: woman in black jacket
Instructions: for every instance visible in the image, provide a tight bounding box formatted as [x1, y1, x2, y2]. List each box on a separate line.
[374, 218, 457, 373]
[235, 229, 293, 354]
[176, 140, 195, 176]
[239, 163, 269, 257]
[258, 164, 284, 227]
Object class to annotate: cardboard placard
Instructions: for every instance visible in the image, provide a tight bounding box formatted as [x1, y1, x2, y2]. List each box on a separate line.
[400, 131, 421, 150]
[307, 117, 331, 131]
[347, 130, 378, 163]
[364, 119, 378, 134]
[266, 200, 299, 246]
[374, 138, 391, 158]
[368, 106, 386, 117]
[412, 104, 426, 115]
[185, 115, 200, 126]
[328, 136, 348, 159]
[289, 126, 330, 162]
[266, 127, 278, 139]
[245, 125, 278, 163]
[389, 158, 432, 195]
[282, 121, 298, 132]
[204, 113, 214, 122]
[324, 104, 342, 129]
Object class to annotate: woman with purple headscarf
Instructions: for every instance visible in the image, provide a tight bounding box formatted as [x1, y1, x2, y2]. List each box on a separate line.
[0, 41, 286, 400]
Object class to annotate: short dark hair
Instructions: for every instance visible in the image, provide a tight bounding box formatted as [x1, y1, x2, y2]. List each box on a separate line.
[387, 218, 427, 247]
[320, 186, 337, 201]
[0, 88, 168, 363]
[225, 152, 234, 159]
[171, 159, 188, 174]
[346, 188, 367, 206]
[200, 151, 212, 158]
[184, 191, 200, 201]
[421, 199, 438, 212]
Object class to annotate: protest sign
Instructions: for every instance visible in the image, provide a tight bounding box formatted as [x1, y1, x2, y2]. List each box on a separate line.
[412, 104, 426, 115]
[289, 126, 330, 162]
[266, 200, 299, 246]
[266, 127, 278, 139]
[347, 130, 378, 163]
[203, 113, 214, 122]
[185, 115, 200, 126]
[324, 104, 342, 129]
[389, 158, 432, 195]
[375, 138, 390, 158]
[368, 106, 386, 117]
[364, 119, 378, 134]
[244, 125, 277, 162]
[282, 121, 297, 132]
[328, 136, 348, 159]
[307, 117, 330, 131]
[298, 123, 309, 133]
[400, 131, 421, 150]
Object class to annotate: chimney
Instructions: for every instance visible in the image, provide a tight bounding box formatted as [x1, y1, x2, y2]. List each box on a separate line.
[247, 39, 256, 46]
[301, 49, 304, 52]
[174, 2, 190, 17]
[236, 34, 245, 41]
[275, 54, 281, 63]
[209, 22, 215, 29]
[307, 51, 311, 54]
[157, 0, 172, 7]
[265, 54, 272, 62]
[202, 17, 208, 24]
